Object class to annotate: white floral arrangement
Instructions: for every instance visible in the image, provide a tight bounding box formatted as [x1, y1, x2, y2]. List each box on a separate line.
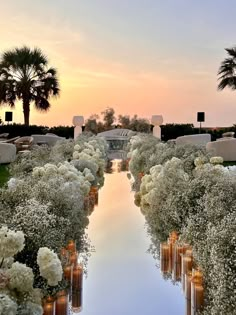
[0, 133, 107, 311]
[0, 226, 25, 259]
[6, 262, 34, 292]
[209, 156, 224, 164]
[0, 227, 44, 314]
[37, 247, 62, 286]
[0, 294, 17, 315]
[128, 134, 236, 314]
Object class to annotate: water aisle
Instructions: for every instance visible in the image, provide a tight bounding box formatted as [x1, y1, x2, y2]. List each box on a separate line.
[81, 170, 185, 315]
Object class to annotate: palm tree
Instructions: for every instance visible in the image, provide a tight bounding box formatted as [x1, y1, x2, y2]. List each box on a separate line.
[0, 46, 59, 125]
[218, 47, 236, 91]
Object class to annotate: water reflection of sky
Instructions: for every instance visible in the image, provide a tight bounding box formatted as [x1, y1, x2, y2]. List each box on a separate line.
[81, 170, 185, 315]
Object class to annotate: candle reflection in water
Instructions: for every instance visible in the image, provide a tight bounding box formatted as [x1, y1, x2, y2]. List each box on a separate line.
[168, 231, 178, 272]
[191, 269, 204, 315]
[160, 236, 204, 315]
[160, 242, 170, 274]
[72, 264, 83, 312]
[181, 249, 193, 292]
[185, 272, 192, 315]
[172, 244, 184, 282]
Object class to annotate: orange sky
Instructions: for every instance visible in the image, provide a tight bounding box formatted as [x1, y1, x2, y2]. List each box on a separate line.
[1, 1, 236, 127]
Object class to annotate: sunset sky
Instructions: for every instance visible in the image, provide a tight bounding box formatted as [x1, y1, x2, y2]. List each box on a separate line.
[1, 0, 236, 127]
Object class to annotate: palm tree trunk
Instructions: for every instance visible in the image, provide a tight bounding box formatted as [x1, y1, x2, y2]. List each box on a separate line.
[23, 98, 30, 126]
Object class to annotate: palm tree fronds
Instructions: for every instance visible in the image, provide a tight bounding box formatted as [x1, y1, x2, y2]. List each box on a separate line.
[0, 46, 60, 124]
[218, 46, 236, 91]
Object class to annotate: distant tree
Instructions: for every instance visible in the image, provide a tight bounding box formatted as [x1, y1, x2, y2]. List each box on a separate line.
[118, 115, 131, 129]
[101, 107, 115, 129]
[130, 115, 151, 133]
[160, 123, 195, 141]
[85, 114, 99, 134]
[0, 46, 59, 125]
[218, 47, 236, 91]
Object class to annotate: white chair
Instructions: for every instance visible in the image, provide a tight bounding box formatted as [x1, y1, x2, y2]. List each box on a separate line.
[206, 138, 236, 161]
[176, 134, 211, 146]
[31, 135, 65, 147]
[0, 143, 16, 164]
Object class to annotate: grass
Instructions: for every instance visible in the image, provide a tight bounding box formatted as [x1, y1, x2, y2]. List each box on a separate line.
[223, 161, 236, 167]
[0, 164, 10, 186]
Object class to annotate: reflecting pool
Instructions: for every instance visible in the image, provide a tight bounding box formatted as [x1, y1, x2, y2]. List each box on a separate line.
[80, 162, 185, 315]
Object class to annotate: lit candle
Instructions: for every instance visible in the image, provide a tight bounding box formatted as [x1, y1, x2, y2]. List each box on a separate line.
[84, 196, 90, 211]
[43, 297, 55, 315]
[172, 244, 184, 281]
[63, 265, 72, 283]
[160, 242, 170, 261]
[191, 269, 204, 314]
[169, 231, 179, 242]
[192, 268, 203, 284]
[60, 248, 68, 258]
[172, 259, 181, 282]
[67, 240, 76, 252]
[55, 291, 68, 315]
[72, 264, 83, 290]
[181, 253, 193, 292]
[72, 288, 82, 312]
[69, 252, 78, 265]
[43, 303, 54, 315]
[160, 243, 170, 274]
[94, 191, 99, 206]
[186, 295, 191, 315]
[191, 283, 204, 314]
[185, 272, 192, 301]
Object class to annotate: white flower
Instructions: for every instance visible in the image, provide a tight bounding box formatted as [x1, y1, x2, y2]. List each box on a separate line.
[0, 294, 17, 315]
[17, 302, 43, 315]
[6, 262, 34, 292]
[7, 178, 18, 189]
[83, 168, 95, 182]
[73, 151, 80, 160]
[58, 165, 68, 175]
[0, 227, 25, 258]
[37, 247, 62, 286]
[74, 144, 81, 152]
[210, 156, 224, 164]
[32, 167, 45, 178]
[194, 156, 205, 167]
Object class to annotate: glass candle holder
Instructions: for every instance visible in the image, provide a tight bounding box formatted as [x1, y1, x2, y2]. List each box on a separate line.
[67, 240, 76, 252]
[43, 296, 55, 315]
[72, 264, 83, 290]
[72, 288, 82, 313]
[55, 290, 69, 315]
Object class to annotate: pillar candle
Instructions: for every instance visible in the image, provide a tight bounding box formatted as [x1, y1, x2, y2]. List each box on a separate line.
[72, 288, 82, 312]
[60, 248, 68, 258]
[43, 297, 55, 315]
[63, 265, 72, 283]
[84, 196, 90, 211]
[43, 303, 54, 315]
[70, 252, 78, 265]
[181, 253, 193, 292]
[94, 191, 99, 206]
[191, 283, 204, 315]
[160, 243, 170, 274]
[185, 272, 192, 301]
[67, 240, 76, 252]
[72, 264, 83, 290]
[55, 291, 68, 315]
